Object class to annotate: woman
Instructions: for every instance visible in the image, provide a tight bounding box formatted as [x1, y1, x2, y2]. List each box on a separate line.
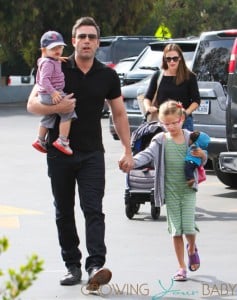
[143, 43, 200, 130]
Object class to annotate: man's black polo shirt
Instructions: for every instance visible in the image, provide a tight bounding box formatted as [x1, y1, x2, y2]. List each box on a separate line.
[48, 54, 121, 152]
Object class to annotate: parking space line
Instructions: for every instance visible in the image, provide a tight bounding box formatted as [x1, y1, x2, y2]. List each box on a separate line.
[0, 216, 20, 228]
[0, 205, 43, 228]
[0, 205, 43, 215]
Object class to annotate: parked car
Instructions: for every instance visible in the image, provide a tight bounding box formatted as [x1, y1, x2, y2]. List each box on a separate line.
[109, 76, 151, 140]
[191, 29, 237, 186]
[219, 37, 237, 188]
[114, 56, 137, 85]
[101, 57, 137, 118]
[96, 36, 157, 117]
[123, 37, 199, 86]
[6, 68, 35, 86]
[95, 36, 158, 68]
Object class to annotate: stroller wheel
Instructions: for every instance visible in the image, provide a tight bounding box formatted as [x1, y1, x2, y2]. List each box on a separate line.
[151, 204, 160, 220]
[125, 203, 136, 219]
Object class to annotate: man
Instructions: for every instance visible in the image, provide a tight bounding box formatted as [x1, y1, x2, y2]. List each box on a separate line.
[27, 17, 133, 290]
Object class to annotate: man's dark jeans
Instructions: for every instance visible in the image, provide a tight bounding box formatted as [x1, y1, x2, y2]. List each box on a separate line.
[47, 149, 106, 271]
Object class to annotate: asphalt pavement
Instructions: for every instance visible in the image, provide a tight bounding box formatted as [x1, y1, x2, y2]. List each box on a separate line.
[0, 104, 237, 300]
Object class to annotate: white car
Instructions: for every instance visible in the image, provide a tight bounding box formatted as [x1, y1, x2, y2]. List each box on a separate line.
[7, 68, 35, 86]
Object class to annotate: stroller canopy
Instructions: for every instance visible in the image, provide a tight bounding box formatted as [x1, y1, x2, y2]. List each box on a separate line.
[131, 121, 163, 155]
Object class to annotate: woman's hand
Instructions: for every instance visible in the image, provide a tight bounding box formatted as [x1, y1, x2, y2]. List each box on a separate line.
[148, 106, 158, 113]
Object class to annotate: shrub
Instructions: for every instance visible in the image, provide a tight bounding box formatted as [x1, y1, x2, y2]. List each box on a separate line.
[0, 237, 44, 300]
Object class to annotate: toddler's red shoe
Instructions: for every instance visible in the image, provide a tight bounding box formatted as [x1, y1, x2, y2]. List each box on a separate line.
[32, 139, 47, 153]
[53, 138, 73, 155]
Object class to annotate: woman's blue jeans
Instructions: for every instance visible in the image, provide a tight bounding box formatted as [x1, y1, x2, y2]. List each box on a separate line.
[47, 149, 106, 271]
[183, 115, 194, 131]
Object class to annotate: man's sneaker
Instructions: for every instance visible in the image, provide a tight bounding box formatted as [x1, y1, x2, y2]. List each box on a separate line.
[32, 139, 47, 153]
[60, 265, 82, 286]
[86, 267, 112, 291]
[53, 138, 73, 155]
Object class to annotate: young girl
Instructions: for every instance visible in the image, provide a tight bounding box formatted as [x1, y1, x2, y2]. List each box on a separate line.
[32, 30, 77, 155]
[133, 100, 207, 281]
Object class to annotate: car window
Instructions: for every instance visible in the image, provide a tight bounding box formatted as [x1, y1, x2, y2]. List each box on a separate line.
[114, 59, 135, 74]
[96, 44, 112, 62]
[96, 37, 157, 65]
[112, 40, 148, 63]
[192, 39, 234, 85]
[132, 46, 195, 71]
[132, 47, 162, 71]
[183, 52, 196, 68]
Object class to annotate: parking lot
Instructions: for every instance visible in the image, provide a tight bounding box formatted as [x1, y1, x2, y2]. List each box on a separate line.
[0, 104, 237, 300]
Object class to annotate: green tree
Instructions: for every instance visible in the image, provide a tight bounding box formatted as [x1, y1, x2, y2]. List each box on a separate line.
[151, 0, 237, 38]
[0, 0, 155, 71]
[1, 0, 237, 72]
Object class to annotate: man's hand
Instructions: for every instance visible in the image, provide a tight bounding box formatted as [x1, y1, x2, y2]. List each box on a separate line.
[118, 153, 134, 173]
[27, 85, 76, 116]
[57, 93, 76, 114]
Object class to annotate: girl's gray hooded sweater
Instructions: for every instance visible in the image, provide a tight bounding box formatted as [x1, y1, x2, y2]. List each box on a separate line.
[133, 129, 205, 207]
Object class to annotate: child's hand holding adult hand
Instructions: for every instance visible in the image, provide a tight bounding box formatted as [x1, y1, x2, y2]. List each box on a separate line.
[52, 91, 62, 104]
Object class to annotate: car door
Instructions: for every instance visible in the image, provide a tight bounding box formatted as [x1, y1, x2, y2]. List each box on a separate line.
[192, 36, 237, 135]
[226, 38, 237, 151]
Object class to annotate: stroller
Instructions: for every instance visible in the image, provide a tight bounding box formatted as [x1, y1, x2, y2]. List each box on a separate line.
[125, 120, 163, 220]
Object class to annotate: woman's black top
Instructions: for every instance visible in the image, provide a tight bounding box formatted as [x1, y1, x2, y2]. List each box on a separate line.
[145, 70, 201, 109]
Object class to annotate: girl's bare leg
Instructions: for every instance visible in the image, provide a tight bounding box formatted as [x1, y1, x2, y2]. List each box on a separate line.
[173, 235, 186, 269]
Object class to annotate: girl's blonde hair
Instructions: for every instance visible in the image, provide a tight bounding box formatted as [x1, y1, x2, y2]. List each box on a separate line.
[159, 100, 185, 119]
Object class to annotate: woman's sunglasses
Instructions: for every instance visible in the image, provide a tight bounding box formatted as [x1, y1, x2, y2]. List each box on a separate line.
[165, 56, 180, 63]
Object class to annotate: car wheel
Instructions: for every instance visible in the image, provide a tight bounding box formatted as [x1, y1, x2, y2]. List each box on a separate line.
[213, 158, 237, 188]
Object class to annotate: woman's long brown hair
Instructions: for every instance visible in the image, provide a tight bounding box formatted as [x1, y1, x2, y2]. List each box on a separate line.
[161, 43, 192, 85]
